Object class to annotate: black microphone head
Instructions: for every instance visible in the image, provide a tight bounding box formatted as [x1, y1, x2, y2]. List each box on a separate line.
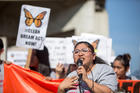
[77, 59, 83, 81]
[77, 58, 83, 67]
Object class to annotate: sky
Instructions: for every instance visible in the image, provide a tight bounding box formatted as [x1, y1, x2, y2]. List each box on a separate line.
[106, 0, 140, 76]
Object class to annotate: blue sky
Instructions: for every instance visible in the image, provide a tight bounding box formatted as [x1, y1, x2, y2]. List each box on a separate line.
[106, 0, 140, 75]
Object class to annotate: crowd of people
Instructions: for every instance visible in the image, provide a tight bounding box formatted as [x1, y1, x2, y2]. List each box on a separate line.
[0, 38, 138, 93]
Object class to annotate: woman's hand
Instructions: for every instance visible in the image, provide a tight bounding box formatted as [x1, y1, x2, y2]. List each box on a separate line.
[55, 63, 65, 79]
[56, 63, 64, 74]
[77, 66, 88, 81]
[58, 76, 78, 92]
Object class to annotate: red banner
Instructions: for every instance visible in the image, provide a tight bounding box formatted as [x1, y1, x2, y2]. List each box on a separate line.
[3, 64, 140, 93]
[118, 80, 140, 93]
[3, 64, 63, 93]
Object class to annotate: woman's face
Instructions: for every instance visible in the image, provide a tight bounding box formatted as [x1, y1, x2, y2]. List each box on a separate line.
[73, 43, 95, 67]
[113, 60, 127, 79]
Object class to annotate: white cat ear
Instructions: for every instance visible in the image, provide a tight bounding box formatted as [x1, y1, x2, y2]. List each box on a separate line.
[72, 40, 78, 46]
[91, 39, 100, 49]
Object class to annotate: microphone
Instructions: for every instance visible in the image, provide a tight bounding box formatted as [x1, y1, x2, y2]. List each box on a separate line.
[77, 58, 83, 81]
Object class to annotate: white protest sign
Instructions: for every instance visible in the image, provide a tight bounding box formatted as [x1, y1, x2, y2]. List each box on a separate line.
[0, 64, 4, 93]
[16, 5, 50, 50]
[81, 33, 112, 64]
[44, 38, 66, 68]
[44, 33, 112, 68]
[71, 33, 112, 64]
[7, 50, 28, 67]
[65, 37, 75, 64]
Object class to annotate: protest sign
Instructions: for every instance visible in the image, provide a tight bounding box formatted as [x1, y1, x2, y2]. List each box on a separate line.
[7, 50, 28, 67]
[44, 33, 112, 68]
[16, 5, 50, 50]
[44, 37, 66, 68]
[118, 80, 140, 93]
[65, 37, 75, 64]
[80, 33, 112, 64]
[44, 37, 76, 68]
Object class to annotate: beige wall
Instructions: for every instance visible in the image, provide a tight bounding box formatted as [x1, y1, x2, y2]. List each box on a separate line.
[62, 0, 109, 37]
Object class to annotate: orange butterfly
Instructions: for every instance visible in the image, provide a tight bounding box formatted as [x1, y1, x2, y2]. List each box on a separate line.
[24, 8, 47, 28]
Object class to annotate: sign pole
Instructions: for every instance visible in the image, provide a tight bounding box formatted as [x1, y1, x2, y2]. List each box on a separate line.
[24, 48, 32, 69]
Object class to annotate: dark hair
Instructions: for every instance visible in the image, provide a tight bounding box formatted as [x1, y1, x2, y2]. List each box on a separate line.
[66, 64, 77, 75]
[0, 39, 4, 50]
[35, 46, 51, 75]
[74, 41, 94, 54]
[74, 41, 106, 64]
[38, 64, 51, 76]
[36, 46, 50, 66]
[94, 56, 107, 64]
[114, 53, 131, 70]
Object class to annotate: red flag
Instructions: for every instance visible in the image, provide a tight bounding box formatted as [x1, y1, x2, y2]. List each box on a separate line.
[3, 63, 63, 93]
[3, 64, 140, 93]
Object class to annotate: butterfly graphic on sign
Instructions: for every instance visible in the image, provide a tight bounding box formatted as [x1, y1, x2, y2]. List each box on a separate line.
[24, 8, 47, 28]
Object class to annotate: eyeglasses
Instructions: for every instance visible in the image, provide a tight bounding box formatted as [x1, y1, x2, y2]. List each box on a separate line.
[73, 48, 92, 55]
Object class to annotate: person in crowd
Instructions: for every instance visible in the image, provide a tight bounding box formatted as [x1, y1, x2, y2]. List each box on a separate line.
[50, 63, 66, 79]
[66, 64, 77, 75]
[29, 46, 51, 76]
[54, 63, 66, 79]
[0, 38, 4, 64]
[0, 38, 11, 64]
[112, 53, 137, 80]
[58, 41, 118, 93]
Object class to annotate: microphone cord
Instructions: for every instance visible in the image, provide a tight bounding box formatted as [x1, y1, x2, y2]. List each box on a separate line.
[78, 71, 94, 93]
[91, 70, 94, 93]
[78, 65, 94, 93]
[79, 80, 82, 93]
